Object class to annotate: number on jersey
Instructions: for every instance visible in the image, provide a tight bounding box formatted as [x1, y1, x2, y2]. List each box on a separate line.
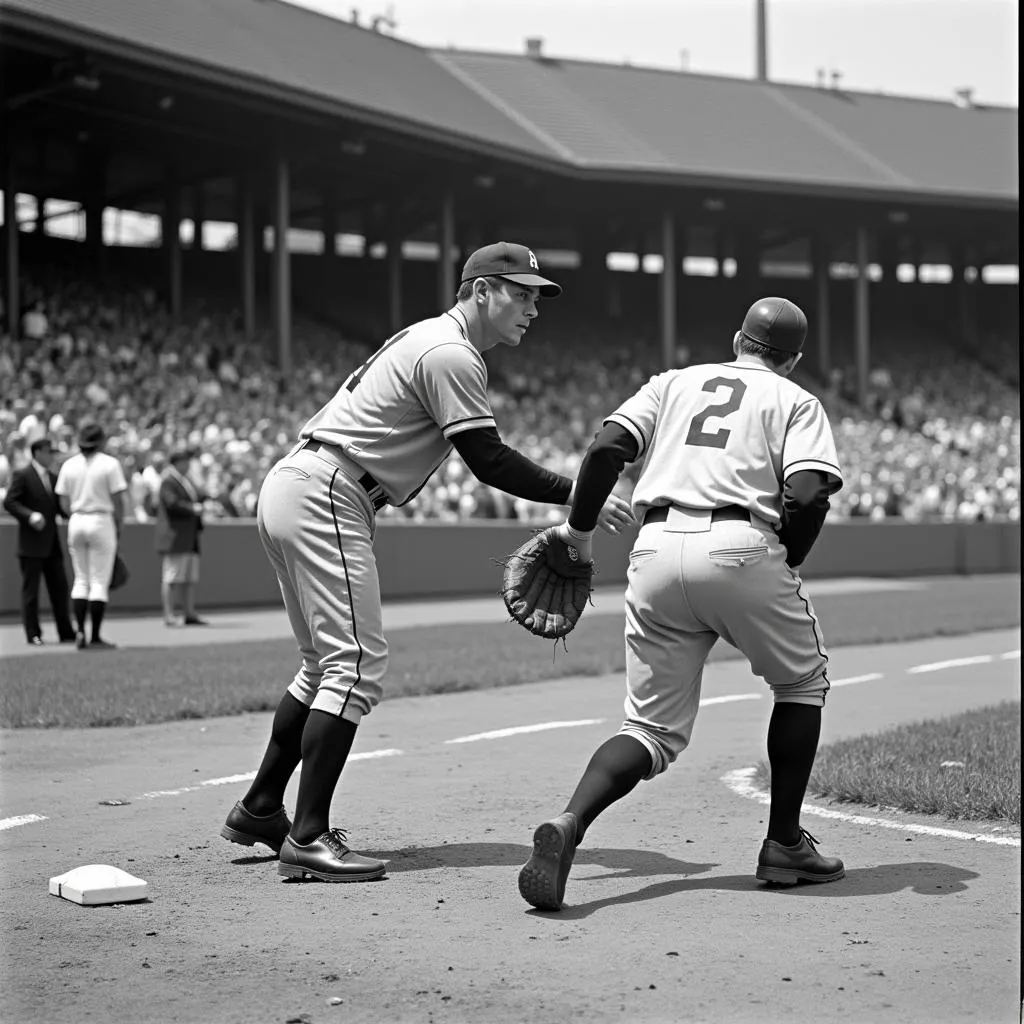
[684, 377, 747, 449]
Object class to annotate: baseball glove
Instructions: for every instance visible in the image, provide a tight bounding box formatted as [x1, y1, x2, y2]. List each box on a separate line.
[500, 527, 594, 640]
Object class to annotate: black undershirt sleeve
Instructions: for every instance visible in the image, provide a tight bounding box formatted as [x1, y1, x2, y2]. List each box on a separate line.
[777, 469, 833, 568]
[451, 426, 572, 505]
[567, 423, 640, 532]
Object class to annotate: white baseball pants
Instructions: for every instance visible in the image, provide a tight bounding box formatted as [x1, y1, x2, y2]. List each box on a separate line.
[67, 512, 118, 602]
[620, 507, 830, 778]
[257, 445, 387, 725]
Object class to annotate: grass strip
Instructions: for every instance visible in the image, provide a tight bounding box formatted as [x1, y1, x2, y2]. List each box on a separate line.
[1, 576, 1019, 728]
[756, 702, 1021, 824]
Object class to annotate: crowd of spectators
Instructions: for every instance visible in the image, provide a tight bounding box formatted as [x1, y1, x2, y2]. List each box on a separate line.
[1, 268, 1019, 527]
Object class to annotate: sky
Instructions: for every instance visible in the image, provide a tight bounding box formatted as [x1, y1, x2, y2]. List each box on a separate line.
[286, 0, 1019, 106]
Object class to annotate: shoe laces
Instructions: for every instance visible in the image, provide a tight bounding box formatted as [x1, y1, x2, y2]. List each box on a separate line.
[799, 828, 820, 848]
[321, 828, 351, 856]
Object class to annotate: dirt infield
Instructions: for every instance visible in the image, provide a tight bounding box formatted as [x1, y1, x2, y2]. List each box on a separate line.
[1, 627, 1020, 1024]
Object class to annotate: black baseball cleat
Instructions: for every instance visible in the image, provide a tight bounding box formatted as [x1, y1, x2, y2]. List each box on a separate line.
[75, 632, 87, 650]
[518, 812, 579, 911]
[220, 801, 292, 855]
[88, 639, 118, 650]
[756, 828, 845, 886]
[278, 829, 386, 882]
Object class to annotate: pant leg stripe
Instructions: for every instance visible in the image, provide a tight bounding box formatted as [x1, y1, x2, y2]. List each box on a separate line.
[328, 469, 361, 720]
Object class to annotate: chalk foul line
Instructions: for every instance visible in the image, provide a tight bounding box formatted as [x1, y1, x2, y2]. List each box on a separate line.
[0, 814, 48, 831]
[722, 766, 1020, 847]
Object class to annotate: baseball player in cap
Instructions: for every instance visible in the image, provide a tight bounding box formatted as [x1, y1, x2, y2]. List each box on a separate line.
[221, 242, 634, 882]
[518, 297, 846, 911]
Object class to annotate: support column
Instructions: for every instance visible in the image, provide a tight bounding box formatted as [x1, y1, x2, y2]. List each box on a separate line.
[854, 225, 871, 409]
[659, 212, 677, 370]
[812, 234, 831, 380]
[31, 195, 45, 232]
[84, 153, 106, 273]
[273, 157, 292, 376]
[322, 194, 337, 260]
[237, 173, 256, 343]
[164, 171, 183, 324]
[387, 212, 403, 333]
[192, 183, 206, 251]
[3, 139, 19, 341]
[953, 243, 978, 350]
[438, 190, 455, 308]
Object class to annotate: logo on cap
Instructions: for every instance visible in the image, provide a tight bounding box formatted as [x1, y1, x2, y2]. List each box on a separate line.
[528, 250, 539, 270]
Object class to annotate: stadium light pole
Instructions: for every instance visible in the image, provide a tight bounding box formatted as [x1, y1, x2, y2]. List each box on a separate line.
[756, 0, 769, 82]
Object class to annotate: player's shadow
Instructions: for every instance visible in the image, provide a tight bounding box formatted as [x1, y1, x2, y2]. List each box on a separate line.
[364, 841, 716, 882]
[548, 860, 981, 920]
[230, 853, 278, 866]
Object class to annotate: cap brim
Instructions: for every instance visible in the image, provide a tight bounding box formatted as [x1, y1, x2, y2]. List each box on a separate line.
[499, 273, 562, 298]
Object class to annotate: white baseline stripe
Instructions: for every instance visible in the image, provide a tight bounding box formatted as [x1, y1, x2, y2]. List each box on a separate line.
[0, 813, 47, 831]
[723, 767, 1020, 847]
[908, 655, 993, 674]
[830, 673, 885, 688]
[1001, 650, 1020, 660]
[137, 750, 404, 800]
[447, 696, 772, 745]
[446, 720, 606, 744]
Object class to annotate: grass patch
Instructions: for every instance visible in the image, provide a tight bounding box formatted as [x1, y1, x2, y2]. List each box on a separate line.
[0, 575, 1018, 728]
[756, 702, 1021, 824]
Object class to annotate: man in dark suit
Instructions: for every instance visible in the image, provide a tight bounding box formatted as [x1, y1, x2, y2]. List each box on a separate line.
[2, 437, 76, 645]
[155, 446, 208, 627]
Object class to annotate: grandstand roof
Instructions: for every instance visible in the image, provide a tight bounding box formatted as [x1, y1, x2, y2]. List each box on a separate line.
[437, 51, 1019, 205]
[0, 0, 565, 164]
[0, 0, 1017, 208]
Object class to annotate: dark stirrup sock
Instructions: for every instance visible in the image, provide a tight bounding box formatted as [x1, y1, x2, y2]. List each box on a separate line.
[565, 734, 653, 843]
[766, 702, 822, 845]
[290, 710, 359, 845]
[88, 600, 106, 642]
[73, 598, 88, 633]
[243, 693, 311, 816]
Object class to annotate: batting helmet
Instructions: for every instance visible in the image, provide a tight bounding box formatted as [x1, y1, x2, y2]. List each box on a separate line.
[740, 297, 808, 354]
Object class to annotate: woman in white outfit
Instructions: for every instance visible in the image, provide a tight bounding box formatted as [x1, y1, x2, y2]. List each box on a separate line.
[55, 421, 128, 649]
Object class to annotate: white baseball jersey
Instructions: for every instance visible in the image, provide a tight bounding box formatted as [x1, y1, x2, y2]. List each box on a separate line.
[55, 452, 128, 514]
[300, 307, 496, 506]
[607, 359, 842, 525]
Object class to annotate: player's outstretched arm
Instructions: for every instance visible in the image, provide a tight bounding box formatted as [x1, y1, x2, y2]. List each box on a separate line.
[451, 425, 574, 505]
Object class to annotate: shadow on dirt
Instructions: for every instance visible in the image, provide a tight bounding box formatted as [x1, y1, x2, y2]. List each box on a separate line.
[365, 841, 716, 881]
[546, 860, 981, 919]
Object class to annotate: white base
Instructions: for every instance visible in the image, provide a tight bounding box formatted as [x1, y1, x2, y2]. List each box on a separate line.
[49, 864, 149, 905]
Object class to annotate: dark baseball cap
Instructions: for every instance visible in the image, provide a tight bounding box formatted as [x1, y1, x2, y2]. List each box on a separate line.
[740, 297, 808, 354]
[460, 242, 562, 298]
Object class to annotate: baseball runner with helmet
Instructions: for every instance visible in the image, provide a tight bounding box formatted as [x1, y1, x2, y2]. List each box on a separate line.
[517, 297, 846, 911]
[220, 242, 633, 882]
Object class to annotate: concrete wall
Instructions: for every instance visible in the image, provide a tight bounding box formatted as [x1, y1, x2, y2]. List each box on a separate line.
[1, 519, 1019, 618]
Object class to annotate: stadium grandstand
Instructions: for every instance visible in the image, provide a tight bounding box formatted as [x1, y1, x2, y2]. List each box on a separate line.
[1, 0, 1019, 527]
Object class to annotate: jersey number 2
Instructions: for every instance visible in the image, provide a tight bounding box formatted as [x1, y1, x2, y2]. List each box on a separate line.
[684, 377, 747, 449]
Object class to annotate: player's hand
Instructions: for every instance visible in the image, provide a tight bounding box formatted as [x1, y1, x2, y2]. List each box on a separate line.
[28, 511, 45, 531]
[595, 493, 635, 535]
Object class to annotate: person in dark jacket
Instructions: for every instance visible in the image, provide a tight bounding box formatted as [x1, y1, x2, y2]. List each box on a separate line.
[2, 437, 76, 645]
[155, 446, 208, 627]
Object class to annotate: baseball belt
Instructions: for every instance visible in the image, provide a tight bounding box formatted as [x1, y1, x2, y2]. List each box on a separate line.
[644, 504, 750, 526]
[300, 439, 388, 511]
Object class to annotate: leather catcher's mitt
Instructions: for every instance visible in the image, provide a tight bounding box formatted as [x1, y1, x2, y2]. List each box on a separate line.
[500, 527, 594, 640]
